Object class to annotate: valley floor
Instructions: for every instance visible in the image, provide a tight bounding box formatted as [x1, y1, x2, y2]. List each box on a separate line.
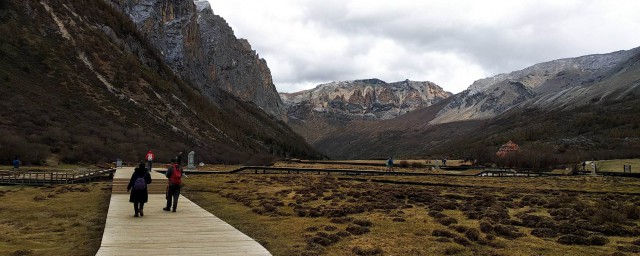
[184, 173, 640, 256]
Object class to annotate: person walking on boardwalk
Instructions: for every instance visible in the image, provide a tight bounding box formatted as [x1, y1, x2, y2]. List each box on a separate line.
[176, 151, 184, 166]
[164, 158, 185, 212]
[386, 157, 394, 172]
[145, 150, 155, 172]
[12, 156, 21, 171]
[127, 162, 152, 217]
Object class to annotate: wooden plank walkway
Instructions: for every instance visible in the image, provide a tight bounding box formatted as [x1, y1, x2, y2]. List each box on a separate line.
[96, 167, 271, 256]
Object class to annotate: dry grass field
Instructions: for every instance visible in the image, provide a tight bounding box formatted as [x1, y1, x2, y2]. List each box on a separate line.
[0, 183, 111, 256]
[598, 159, 640, 173]
[184, 174, 640, 256]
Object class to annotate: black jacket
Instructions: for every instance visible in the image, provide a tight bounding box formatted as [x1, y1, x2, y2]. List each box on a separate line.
[127, 167, 152, 203]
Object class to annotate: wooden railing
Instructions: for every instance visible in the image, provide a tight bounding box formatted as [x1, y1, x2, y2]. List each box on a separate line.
[0, 169, 116, 185]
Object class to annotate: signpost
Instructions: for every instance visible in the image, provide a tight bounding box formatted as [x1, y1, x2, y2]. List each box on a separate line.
[188, 151, 195, 170]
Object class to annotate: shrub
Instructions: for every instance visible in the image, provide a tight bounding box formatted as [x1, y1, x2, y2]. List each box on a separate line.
[530, 228, 558, 238]
[437, 217, 458, 226]
[305, 226, 319, 232]
[479, 221, 494, 233]
[336, 231, 351, 237]
[351, 246, 383, 256]
[435, 237, 451, 243]
[450, 225, 468, 233]
[306, 236, 332, 246]
[432, 229, 457, 238]
[326, 233, 341, 243]
[589, 235, 609, 246]
[353, 219, 373, 227]
[557, 234, 590, 245]
[392, 217, 406, 222]
[324, 225, 337, 231]
[346, 225, 370, 235]
[465, 228, 480, 241]
[622, 204, 640, 220]
[443, 245, 465, 255]
[453, 236, 471, 246]
[493, 224, 525, 239]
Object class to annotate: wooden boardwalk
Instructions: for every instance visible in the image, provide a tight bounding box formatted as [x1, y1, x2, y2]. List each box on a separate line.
[96, 167, 270, 256]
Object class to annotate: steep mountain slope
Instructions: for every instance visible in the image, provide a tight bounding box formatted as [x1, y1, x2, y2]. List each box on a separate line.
[432, 48, 640, 124]
[280, 79, 452, 143]
[314, 48, 640, 160]
[0, 0, 317, 165]
[110, 0, 285, 119]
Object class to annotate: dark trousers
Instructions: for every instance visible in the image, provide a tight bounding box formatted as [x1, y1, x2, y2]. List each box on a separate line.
[134, 202, 145, 212]
[166, 184, 181, 210]
[147, 161, 153, 172]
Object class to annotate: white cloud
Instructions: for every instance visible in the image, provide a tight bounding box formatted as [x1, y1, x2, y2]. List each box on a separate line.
[208, 0, 640, 93]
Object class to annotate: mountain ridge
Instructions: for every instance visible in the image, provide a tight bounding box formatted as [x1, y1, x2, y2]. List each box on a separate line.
[310, 47, 640, 159]
[0, 0, 317, 164]
[279, 78, 452, 144]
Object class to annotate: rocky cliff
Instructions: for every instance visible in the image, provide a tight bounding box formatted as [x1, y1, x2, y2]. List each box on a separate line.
[111, 0, 285, 119]
[0, 0, 316, 164]
[279, 79, 451, 144]
[281, 79, 452, 121]
[431, 48, 640, 124]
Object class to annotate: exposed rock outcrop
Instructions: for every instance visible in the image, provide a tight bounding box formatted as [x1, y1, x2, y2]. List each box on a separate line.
[281, 79, 452, 121]
[111, 0, 285, 119]
[432, 48, 640, 124]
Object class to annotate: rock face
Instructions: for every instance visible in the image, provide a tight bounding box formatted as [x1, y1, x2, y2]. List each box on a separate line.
[111, 0, 285, 119]
[281, 79, 452, 121]
[432, 48, 640, 124]
[0, 0, 317, 164]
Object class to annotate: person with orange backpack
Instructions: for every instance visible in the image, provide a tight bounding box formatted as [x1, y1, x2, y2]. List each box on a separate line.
[163, 158, 185, 212]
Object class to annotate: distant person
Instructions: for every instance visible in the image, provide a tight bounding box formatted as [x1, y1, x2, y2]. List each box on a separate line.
[442, 158, 447, 166]
[145, 150, 155, 172]
[127, 163, 152, 217]
[12, 156, 21, 171]
[164, 158, 185, 212]
[176, 151, 184, 166]
[581, 161, 586, 171]
[386, 157, 394, 172]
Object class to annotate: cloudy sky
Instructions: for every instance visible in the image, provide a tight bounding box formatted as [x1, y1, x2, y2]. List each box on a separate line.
[207, 0, 640, 93]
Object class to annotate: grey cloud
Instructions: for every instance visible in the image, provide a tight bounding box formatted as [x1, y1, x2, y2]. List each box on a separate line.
[209, 0, 640, 93]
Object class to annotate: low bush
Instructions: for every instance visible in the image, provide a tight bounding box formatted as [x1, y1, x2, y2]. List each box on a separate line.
[465, 228, 480, 241]
[443, 245, 465, 255]
[437, 217, 458, 226]
[479, 221, 494, 233]
[351, 246, 383, 256]
[353, 219, 373, 227]
[589, 235, 609, 246]
[531, 228, 558, 238]
[346, 225, 370, 235]
[557, 234, 590, 245]
[493, 224, 525, 239]
[432, 229, 457, 238]
[450, 225, 468, 233]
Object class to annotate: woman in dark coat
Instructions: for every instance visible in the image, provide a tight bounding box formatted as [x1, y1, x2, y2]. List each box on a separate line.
[127, 163, 152, 217]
